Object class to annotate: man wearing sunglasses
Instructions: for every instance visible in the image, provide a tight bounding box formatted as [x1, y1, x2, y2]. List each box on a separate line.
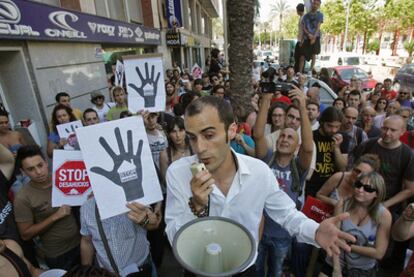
[352, 115, 414, 272]
[397, 88, 414, 109]
[90, 91, 114, 123]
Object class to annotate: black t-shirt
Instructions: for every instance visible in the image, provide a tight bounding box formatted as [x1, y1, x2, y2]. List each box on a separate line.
[208, 59, 221, 75]
[306, 130, 347, 196]
[353, 140, 414, 201]
[0, 171, 19, 241]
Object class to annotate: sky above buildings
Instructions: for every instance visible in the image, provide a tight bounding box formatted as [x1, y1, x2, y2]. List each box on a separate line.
[259, 0, 304, 23]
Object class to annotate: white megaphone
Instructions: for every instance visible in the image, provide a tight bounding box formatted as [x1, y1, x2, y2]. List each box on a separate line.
[172, 216, 256, 277]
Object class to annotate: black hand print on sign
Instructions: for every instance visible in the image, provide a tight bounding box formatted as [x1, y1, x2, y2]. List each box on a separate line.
[128, 62, 161, 108]
[64, 124, 79, 148]
[90, 127, 144, 201]
[64, 124, 79, 135]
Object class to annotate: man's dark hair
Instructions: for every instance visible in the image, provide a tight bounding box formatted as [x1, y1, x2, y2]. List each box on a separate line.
[307, 100, 320, 111]
[119, 110, 132, 118]
[55, 92, 70, 103]
[319, 106, 344, 124]
[185, 96, 234, 131]
[83, 108, 98, 120]
[333, 97, 346, 110]
[211, 48, 220, 59]
[312, 82, 321, 88]
[286, 104, 300, 115]
[212, 85, 225, 95]
[181, 72, 192, 81]
[383, 78, 392, 83]
[0, 108, 9, 118]
[16, 145, 44, 170]
[209, 73, 219, 82]
[179, 91, 202, 114]
[296, 3, 305, 12]
[193, 78, 203, 86]
[348, 90, 361, 99]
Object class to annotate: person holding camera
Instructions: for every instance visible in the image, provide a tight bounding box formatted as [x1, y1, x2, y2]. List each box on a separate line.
[254, 88, 313, 277]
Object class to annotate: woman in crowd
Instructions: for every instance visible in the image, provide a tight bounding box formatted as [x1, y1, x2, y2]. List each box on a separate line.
[316, 154, 380, 207]
[333, 98, 346, 111]
[159, 116, 193, 181]
[319, 67, 333, 90]
[366, 84, 383, 107]
[358, 106, 381, 138]
[374, 97, 388, 118]
[319, 171, 391, 277]
[46, 104, 77, 158]
[264, 102, 288, 136]
[165, 81, 179, 114]
[0, 109, 26, 156]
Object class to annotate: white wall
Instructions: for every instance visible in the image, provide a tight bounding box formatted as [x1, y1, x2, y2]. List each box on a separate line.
[27, 42, 108, 121]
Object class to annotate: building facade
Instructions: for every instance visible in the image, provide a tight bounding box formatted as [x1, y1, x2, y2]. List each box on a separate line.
[0, 0, 217, 151]
[160, 0, 219, 72]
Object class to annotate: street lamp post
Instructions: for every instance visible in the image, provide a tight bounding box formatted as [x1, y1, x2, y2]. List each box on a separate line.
[343, 0, 351, 52]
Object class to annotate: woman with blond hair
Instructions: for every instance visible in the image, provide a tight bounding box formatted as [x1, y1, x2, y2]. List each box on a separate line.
[319, 171, 392, 277]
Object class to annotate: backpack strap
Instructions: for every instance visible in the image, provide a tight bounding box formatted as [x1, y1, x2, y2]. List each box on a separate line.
[290, 158, 302, 195]
[95, 204, 120, 275]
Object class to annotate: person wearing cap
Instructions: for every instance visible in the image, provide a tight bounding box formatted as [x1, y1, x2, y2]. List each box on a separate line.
[90, 91, 115, 123]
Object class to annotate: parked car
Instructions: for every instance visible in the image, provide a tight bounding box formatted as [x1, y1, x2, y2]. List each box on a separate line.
[306, 78, 338, 106]
[257, 50, 276, 62]
[328, 66, 377, 93]
[316, 52, 362, 69]
[394, 63, 414, 89]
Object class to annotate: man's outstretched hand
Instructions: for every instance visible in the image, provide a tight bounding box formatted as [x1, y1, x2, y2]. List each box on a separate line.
[315, 212, 356, 256]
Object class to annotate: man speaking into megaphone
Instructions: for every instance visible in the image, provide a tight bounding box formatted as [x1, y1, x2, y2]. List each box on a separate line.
[165, 96, 355, 276]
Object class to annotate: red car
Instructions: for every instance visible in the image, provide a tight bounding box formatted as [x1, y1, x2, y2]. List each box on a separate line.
[328, 66, 377, 93]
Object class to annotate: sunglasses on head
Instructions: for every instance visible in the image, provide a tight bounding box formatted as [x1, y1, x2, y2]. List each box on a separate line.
[353, 181, 377, 193]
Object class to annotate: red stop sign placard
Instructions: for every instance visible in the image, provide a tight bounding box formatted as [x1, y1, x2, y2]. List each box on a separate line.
[55, 161, 91, 196]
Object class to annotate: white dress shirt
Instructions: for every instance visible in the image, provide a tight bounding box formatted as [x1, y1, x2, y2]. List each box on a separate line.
[165, 151, 319, 261]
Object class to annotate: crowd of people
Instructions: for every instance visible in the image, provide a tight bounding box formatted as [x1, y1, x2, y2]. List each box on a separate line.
[1, 9, 414, 277]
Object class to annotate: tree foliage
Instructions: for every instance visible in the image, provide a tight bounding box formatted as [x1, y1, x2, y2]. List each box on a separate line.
[404, 41, 414, 57]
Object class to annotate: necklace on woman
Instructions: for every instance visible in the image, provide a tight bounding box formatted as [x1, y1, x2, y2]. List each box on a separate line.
[356, 211, 370, 226]
[175, 148, 187, 157]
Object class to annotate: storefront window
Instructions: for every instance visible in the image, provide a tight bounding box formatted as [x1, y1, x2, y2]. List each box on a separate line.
[126, 0, 143, 23]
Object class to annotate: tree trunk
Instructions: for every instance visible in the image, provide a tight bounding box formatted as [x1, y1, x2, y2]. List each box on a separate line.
[391, 29, 400, 56]
[362, 31, 367, 54]
[227, 0, 254, 107]
[376, 31, 383, 55]
[340, 33, 344, 50]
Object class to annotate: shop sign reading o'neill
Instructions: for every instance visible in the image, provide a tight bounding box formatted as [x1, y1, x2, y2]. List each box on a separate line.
[55, 160, 91, 196]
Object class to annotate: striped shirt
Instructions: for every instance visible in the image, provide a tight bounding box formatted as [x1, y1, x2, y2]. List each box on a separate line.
[80, 198, 149, 272]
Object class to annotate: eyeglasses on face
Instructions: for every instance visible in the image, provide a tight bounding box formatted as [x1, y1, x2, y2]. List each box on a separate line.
[353, 181, 377, 193]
